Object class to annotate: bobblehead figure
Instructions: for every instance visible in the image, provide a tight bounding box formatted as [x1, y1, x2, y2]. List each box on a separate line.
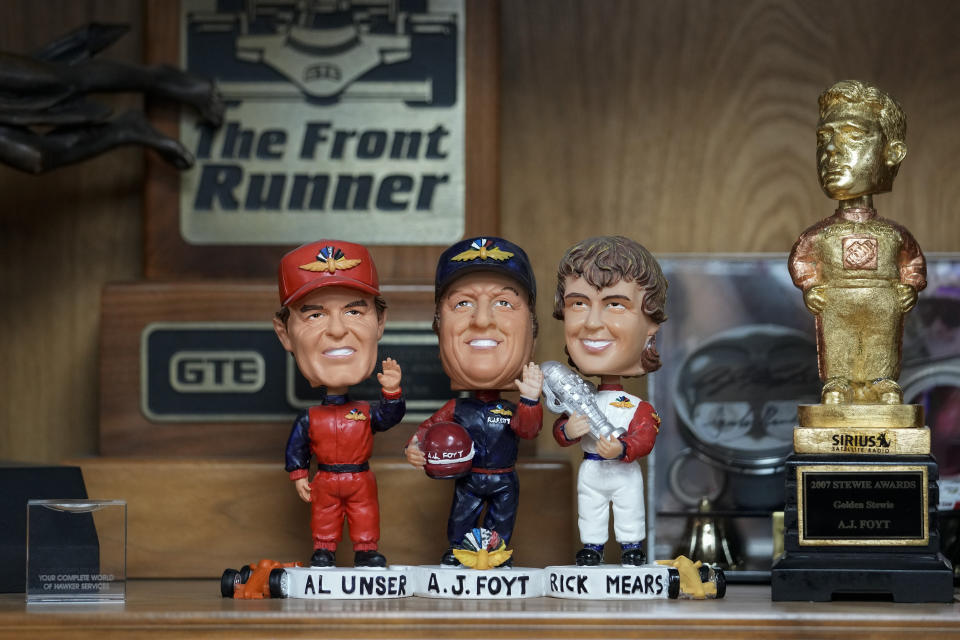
[275, 240, 405, 568]
[404, 237, 543, 567]
[552, 236, 667, 566]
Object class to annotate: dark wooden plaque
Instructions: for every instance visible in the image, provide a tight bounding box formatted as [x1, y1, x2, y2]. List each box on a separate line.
[143, 0, 498, 282]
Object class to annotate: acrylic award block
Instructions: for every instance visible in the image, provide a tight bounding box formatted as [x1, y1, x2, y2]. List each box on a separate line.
[26, 500, 126, 603]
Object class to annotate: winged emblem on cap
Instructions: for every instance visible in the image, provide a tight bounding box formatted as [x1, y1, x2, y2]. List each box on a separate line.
[451, 238, 514, 263]
[299, 246, 362, 273]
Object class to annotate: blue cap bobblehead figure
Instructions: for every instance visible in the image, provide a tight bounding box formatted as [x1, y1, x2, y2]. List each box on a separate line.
[405, 236, 544, 565]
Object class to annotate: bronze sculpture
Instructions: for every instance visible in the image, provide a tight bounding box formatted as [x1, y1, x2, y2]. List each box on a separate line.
[0, 23, 223, 173]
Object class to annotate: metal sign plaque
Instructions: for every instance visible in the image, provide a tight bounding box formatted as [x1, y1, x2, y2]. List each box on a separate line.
[141, 321, 448, 422]
[797, 464, 928, 546]
[178, 0, 465, 245]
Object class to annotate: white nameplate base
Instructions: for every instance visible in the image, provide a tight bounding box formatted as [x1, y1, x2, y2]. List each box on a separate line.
[280, 567, 412, 599]
[411, 566, 544, 599]
[545, 565, 679, 600]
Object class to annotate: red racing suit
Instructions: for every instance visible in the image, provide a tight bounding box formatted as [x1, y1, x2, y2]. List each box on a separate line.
[285, 391, 405, 551]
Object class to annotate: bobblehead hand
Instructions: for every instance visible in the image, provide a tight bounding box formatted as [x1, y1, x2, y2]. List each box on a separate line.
[294, 477, 311, 503]
[515, 362, 544, 401]
[564, 413, 591, 439]
[377, 357, 402, 394]
[596, 434, 625, 460]
[404, 435, 426, 469]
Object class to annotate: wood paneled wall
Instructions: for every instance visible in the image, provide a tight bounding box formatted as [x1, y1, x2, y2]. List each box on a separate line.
[2, 0, 959, 462]
[502, 0, 960, 372]
[0, 1, 144, 463]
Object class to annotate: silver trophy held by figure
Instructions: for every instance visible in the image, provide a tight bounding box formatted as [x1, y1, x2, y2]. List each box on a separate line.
[541, 361, 625, 440]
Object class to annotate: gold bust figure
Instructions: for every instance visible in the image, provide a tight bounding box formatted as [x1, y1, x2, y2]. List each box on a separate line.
[789, 80, 926, 406]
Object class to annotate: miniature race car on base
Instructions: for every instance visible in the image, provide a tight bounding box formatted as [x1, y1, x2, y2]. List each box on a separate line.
[221, 559, 303, 599]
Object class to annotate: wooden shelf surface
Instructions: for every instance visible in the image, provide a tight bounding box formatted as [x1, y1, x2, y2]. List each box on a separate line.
[0, 580, 957, 639]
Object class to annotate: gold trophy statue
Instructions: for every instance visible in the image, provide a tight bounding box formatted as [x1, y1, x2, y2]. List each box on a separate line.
[771, 81, 953, 602]
[791, 79, 924, 412]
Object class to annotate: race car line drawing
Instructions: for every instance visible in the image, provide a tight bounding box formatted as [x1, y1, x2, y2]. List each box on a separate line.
[185, 0, 459, 105]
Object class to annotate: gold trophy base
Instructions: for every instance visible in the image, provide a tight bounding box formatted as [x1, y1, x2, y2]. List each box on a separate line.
[797, 403, 924, 429]
[794, 403, 927, 455]
[794, 426, 930, 455]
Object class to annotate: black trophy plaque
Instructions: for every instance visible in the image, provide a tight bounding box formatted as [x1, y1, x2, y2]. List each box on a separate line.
[799, 466, 926, 544]
[771, 454, 953, 602]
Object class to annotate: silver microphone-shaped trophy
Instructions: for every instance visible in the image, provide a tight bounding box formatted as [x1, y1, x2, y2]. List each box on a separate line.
[540, 361, 625, 439]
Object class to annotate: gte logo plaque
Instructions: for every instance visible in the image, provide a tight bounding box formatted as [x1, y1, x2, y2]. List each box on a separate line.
[141, 321, 445, 422]
[169, 351, 265, 393]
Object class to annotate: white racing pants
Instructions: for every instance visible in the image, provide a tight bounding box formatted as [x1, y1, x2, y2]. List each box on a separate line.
[577, 458, 645, 545]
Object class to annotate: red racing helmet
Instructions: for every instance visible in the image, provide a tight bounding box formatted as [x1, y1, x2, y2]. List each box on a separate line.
[422, 422, 475, 479]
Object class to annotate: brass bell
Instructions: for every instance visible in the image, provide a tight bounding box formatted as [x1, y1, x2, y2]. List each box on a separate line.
[673, 498, 743, 570]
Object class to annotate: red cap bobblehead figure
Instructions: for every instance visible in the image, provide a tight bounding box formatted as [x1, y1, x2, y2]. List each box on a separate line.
[275, 240, 405, 568]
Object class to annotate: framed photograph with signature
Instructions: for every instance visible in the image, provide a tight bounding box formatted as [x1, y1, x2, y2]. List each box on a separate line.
[647, 256, 820, 579]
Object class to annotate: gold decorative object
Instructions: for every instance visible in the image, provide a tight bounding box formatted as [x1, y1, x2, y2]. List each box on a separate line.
[789, 80, 926, 409]
[672, 498, 742, 570]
